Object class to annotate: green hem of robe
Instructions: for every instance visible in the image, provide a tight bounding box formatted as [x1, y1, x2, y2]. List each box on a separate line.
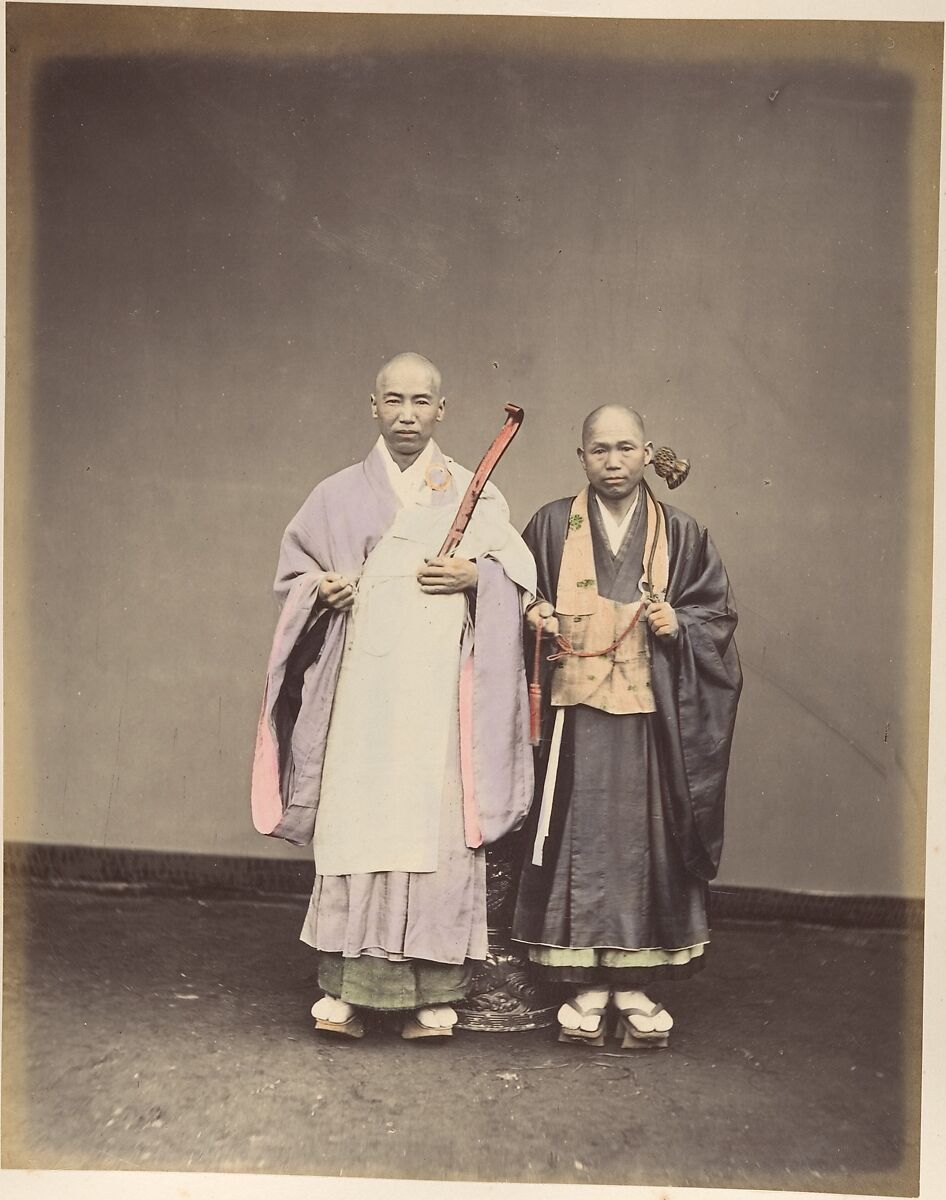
[524, 942, 707, 969]
[317, 952, 473, 1011]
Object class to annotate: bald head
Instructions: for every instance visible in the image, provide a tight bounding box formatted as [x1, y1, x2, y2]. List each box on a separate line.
[371, 351, 446, 469]
[577, 404, 653, 508]
[581, 404, 645, 449]
[375, 352, 442, 400]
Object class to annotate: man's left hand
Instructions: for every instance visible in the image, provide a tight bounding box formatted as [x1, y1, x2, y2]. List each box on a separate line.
[645, 600, 679, 639]
[417, 556, 478, 595]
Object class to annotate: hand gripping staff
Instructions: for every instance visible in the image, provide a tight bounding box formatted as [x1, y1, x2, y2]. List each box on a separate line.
[436, 403, 525, 556]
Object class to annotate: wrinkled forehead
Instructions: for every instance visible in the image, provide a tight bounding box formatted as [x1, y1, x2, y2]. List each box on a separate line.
[376, 358, 441, 398]
[583, 410, 645, 446]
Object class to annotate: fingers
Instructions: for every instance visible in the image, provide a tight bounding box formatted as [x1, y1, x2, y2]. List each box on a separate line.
[417, 573, 468, 594]
[323, 582, 353, 601]
[417, 566, 452, 582]
[527, 604, 559, 637]
[528, 601, 553, 619]
[321, 573, 355, 611]
[645, 601, 678, 638]
[416, 556, 476, 594]
[417, 571, 459, 594]
[418, 557, 469, 577]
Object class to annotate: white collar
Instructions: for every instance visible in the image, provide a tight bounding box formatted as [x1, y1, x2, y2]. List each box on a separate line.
[593, 488, 640, 555]
[377, 436, 438, 506]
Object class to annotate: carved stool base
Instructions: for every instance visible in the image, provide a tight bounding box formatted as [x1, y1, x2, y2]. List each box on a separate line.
[455, 836, 557, 1032]
[456, 932, 557, 1032]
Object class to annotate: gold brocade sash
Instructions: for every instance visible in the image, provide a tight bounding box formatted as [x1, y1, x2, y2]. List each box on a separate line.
[550, 486, 668, 715]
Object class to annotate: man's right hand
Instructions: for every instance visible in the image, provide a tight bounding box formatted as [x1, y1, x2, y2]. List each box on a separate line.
[319, 573, 356, 613]
[527, 601, 559, 637]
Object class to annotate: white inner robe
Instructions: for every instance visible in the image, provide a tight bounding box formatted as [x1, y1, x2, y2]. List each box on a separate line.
[312, 438, 535, 878]
[313, 500, 465, 876]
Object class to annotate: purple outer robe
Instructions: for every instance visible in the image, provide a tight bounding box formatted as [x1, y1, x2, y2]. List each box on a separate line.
[251, 443, 534, 849]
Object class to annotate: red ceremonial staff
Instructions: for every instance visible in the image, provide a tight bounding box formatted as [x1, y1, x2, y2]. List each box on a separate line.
[437, 403, 525, 555]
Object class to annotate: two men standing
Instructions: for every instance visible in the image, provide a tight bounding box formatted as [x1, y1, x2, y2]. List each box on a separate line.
[253, 355, 741, 1048]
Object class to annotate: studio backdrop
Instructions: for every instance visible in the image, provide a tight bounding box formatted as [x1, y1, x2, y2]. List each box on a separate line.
[5, 7, 939, 900]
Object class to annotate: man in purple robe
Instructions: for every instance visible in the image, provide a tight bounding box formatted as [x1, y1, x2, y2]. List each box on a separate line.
[511, 404, 741, 1049]
[252, 352, 536, 1039]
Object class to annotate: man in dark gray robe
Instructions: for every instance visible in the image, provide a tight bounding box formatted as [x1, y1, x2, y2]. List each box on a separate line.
[511, 404, 741, 1048]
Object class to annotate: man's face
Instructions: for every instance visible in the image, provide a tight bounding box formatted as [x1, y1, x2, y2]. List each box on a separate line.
[371, 360, 445, 466]
[578, 409, 653, 501]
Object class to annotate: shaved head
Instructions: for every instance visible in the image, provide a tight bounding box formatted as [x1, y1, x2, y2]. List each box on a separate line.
[577, 404, 653, 509]
[375, 352, 442, 399]
[581, 404, 645, 448]
[370, 351, 446, 469]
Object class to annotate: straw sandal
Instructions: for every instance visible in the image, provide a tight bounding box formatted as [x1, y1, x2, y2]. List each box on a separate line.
[557, 996, 610, 1047]
[400, 1016, 454, 1040]
[311, 998, 366, 1040]
[401, 1006, 456, 1041]
[613, 1000, 672, 1050]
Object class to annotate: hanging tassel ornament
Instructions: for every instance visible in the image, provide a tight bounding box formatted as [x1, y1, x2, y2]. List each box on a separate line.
[651, 446, 690, 489]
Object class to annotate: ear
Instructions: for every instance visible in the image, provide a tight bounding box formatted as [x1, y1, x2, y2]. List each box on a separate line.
[576, 446, 586, 468]
[643, 440, 654, 465]
[436, 395, 446, 422]
[370, 393, 378, 418]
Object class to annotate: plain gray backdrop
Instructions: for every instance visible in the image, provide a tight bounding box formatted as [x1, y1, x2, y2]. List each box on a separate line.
[5, 7, 940, 900]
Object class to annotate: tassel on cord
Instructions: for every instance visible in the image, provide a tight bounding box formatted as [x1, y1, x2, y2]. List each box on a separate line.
[651, 445, 690, 489]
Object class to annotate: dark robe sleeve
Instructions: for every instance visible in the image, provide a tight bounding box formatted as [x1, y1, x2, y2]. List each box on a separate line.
[520, 500, 574, 754]
[648, 509, 743, 880]
[522, 501, 571, 607]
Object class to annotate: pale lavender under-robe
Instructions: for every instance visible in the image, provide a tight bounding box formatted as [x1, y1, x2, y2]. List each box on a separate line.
[300, 707, 489, 965]
[252, 441, 535, 966]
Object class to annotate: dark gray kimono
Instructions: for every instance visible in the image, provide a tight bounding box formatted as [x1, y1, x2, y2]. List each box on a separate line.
[512, 489, 742, 970]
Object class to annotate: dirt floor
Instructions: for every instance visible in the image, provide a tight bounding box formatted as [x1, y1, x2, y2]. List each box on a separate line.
[1, 884, 922, 1194]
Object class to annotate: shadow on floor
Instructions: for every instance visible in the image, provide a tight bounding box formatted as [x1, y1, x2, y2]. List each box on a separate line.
[1, 884, 922, 1194]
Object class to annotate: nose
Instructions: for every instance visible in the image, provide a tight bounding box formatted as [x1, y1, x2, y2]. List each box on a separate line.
[395, 402, 417, 426]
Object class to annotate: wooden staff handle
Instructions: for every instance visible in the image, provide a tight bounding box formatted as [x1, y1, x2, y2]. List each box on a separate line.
[437, 403, 525, 557]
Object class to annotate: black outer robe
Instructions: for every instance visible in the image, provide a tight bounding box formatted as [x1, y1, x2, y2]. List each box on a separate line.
[521, 490, 742, 883]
